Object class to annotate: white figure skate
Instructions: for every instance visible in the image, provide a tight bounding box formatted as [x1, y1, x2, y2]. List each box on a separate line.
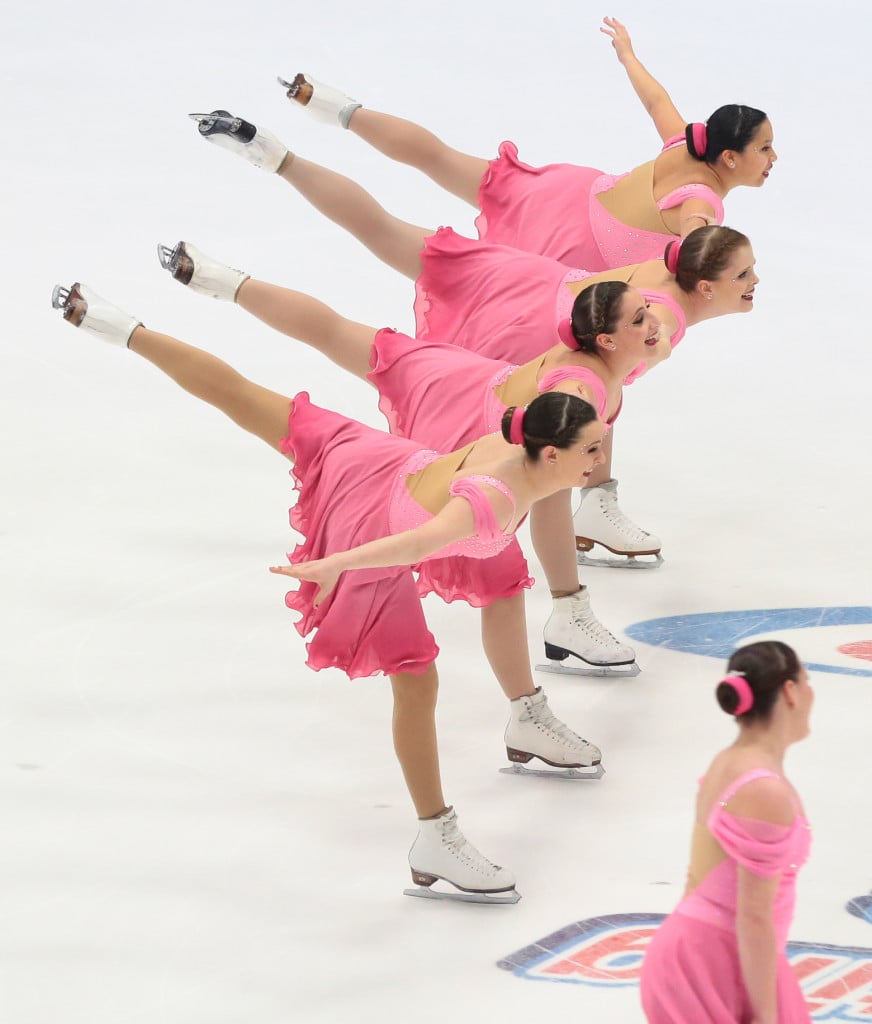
[538, 587, 639, 678]
[404, 808, 520, 905]
[278, 73, 361, 129]
[574, 479, 663, 569]
[157, 241, 249, 302]
[499, 688, 604, 781]
[189, 110, 288, 173]
[51, 283, 141, 347]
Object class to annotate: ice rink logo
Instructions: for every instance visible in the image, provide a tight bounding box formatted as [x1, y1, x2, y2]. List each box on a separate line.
[625, 606, 872, 677]
[498, 913, 872, 1020]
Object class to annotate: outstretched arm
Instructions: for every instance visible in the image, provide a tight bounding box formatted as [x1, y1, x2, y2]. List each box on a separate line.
[601, 18, 687, 142]
[270, 488, 512, 604]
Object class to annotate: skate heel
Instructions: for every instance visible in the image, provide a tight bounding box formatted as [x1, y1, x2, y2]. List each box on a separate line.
[277, 72, 361, 128]
[543, 642, 570, 662]
[157, 241, 249, 302]
[575, 537, 594, 552]
[51, 284, 87, 326]
[277, 73, 313, 105]
[410, 869, 438, 887]
[51, 283, 141, 347]
[506, 747, 534, 764]
[157, 243, 194, 285]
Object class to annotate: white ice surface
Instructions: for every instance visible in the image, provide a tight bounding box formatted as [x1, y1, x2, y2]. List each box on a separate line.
[4, 1, 872, 1021]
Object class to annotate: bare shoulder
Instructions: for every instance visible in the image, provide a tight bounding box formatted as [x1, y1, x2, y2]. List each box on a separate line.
[723, 772, 797, 827]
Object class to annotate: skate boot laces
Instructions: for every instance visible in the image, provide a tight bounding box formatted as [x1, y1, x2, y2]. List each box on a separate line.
[521, 694, 590, 749]
[439, 815, 504, 879]
[569, 596, 623, 648]
[597, 488, 652, 544]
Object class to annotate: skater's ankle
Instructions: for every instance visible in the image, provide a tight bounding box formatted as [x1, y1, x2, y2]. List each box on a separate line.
[276, 150, 296, 176]
[550, 586, 584, 599]
[419, 804, 452, 821]
[510, 686, 541, 702]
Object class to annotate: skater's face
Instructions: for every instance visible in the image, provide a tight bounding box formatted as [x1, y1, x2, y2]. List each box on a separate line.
[783, 665, 813, 741]
[608, 288, 662, 357]
[702, 244, 758, 313]
[555, 420, 607, 485]
[728, 119, 777, 187]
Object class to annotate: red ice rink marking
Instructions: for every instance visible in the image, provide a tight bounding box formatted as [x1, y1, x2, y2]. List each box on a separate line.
[838, 641, 872, 662]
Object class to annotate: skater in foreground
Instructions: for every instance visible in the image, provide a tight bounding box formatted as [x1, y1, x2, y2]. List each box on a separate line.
[640, 641, 813, 1022]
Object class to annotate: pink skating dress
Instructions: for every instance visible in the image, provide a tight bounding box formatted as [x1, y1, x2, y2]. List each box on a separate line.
[367, 330, 612, 596]
[474, 137, 724, 270]
[640, 769, 813, 1023]
[279, 392, 530, 679]
[368, 328, 612, 451]
[414, 228, 686, 375]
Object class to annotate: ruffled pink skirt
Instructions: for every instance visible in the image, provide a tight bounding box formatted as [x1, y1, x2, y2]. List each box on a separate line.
[280, 394, 533, 675]
[413, 227, 573, 364]
[367, 331, 534, 605]
[640, 912, 811, 1023]
[280, 393, 438, 679]
[367, 328, 510, 449]
[474, 141, 606, 270]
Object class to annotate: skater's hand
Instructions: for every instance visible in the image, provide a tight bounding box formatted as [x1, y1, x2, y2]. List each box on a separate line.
[270, 558, 341, 606]
[600, 17, 635, 64]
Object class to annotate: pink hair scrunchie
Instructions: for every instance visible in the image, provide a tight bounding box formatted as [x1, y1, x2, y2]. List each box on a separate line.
[722, 674, 754, 716]
[690, 121, 708, 157]
[509, 407, 526, 445]
[557, 317, 579, 350]
[664, 238, 683, 275]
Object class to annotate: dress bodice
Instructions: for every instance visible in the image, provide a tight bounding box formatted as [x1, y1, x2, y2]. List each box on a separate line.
[676, 770, 812, 947]
[389, 449, 521, 560]
[589, 136, 725, 267]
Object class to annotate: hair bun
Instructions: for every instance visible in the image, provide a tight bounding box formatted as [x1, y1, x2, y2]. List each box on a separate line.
[686, 121, 708, 159]
[664, 239, 682, 275]
[508, 406, 526, 445]
[557, 317, 579, 350]
[719, 673, 754, 716]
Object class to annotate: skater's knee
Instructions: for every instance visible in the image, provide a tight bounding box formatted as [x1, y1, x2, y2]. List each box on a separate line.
[391, 666, 439, 710]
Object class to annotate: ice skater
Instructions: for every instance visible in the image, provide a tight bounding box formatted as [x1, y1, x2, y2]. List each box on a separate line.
[51, 280, 609, 903]
[188, 111, 757, 571]
[159, 239, 669, 673]
[279, 17, 775, 269]
[171, 105, 760, 573]
[640, 641, 813, 1022]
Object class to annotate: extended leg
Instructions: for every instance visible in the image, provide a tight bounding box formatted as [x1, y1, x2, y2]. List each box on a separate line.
[52, 282, 292, 453]
[282, 74, 489, 206]
[349, 109, 489, 207]
[159, 241, 379, 380]
[161, 240, 380, 380]
[236, 279, 376, 380]
[191, 110, 432, 279]
[279, 154, 431, 279]
[128, 326, 291, 452]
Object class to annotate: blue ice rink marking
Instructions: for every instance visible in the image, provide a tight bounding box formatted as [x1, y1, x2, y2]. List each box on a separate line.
[625, 607, 872, 677]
